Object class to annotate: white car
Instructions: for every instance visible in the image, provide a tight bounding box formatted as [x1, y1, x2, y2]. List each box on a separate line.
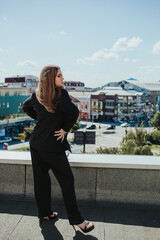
[121, 123, 130, 127]
[0, 137, 12, 144]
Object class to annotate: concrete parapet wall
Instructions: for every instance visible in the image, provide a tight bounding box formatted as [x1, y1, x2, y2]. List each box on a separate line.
[1, 150, 160, 205]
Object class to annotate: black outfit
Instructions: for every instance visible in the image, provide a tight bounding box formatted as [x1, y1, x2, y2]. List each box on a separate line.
[23, 89, 84, 225]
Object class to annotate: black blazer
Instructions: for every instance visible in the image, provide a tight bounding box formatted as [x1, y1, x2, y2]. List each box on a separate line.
[22, 89, 79, 152]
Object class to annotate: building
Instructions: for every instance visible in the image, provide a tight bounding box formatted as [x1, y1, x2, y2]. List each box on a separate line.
[0, 75, 38, 119]
[64, 81, 85, 91]
[69, 95, 81, 118]
[104, 78, 160, 116]
[0, 86, 30, 97]
[68, 91, 91, 120]
[90, 93, 105, 121]
[5, 75, 39, 93]
[93, 87, 150, 122]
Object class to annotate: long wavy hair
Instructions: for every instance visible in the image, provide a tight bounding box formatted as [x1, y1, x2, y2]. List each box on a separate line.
[35, 65, 62, 113]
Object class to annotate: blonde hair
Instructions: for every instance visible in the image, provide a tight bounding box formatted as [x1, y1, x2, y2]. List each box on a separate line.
[35, 65, 62, 113]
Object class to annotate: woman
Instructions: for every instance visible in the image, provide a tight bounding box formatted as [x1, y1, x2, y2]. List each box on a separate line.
[23, 65, 94, 233]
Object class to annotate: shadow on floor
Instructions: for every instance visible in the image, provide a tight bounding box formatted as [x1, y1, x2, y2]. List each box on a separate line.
[39, 220, 98, 240]
[1, 199, 160, 229]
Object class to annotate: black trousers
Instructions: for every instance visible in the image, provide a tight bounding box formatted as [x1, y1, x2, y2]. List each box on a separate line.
[30, 147, 84, 225]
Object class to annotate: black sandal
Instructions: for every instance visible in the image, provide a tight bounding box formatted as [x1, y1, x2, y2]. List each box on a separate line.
[72, 221, 94, 233]
[40, 212, 58, 223]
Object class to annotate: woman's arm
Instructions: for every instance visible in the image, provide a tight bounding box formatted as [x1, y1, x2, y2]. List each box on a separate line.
[23, 93, 38, 120]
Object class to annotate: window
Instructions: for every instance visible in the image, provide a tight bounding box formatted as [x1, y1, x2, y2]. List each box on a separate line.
[14, 91, 18, 96]
[5, 91, 9, 96]
[3, 102, 5, 108]
[7, 102, 10, 108]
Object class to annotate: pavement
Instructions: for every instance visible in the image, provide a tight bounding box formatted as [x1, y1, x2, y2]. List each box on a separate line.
[1, 199, 160, 240]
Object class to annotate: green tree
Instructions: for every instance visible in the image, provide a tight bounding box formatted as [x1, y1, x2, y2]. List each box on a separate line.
[148, 130, 160, 145]
[150, 112, 160, 130]
[70, 121, 80, 133]
[122, 126, 148, 146]
[121, 139, 137, 154]
[120, 126, 152, 155]
[133, 146, 153, 155]
[96, 147, 120, 154]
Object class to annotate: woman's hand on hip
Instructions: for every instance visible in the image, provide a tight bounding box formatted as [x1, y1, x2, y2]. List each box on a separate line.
[54, 129, 67, 142]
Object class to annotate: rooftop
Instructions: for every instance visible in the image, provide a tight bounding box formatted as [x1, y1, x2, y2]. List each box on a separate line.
[1, 151, 160, 239]
[1, 199, 160, 240]
[95, 87, 143, 96]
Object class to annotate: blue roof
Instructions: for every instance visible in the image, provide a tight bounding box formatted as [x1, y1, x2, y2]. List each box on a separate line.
[127, 78, 137, 81]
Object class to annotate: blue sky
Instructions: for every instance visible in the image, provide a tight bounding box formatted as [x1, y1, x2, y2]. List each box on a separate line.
[0, 0, 160, 87]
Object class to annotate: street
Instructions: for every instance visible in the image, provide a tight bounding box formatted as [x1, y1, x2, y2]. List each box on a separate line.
[0, 121, 154, 153]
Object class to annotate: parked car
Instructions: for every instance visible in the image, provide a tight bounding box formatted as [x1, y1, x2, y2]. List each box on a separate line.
[0, 136, 12, 144]
[106, 125, 116, 130]
[86, 124, 96, 130]
[121, 122, 131, 127]
[80, 123, 87, 129]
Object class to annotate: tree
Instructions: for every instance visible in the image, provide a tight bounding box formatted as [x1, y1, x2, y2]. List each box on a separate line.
[121, 139, 137, 155]
[122, 126, 148, 147]
[150, 112, 160, 130]
[120, 126, 152, 155]
[96, 147, 120, 154]
[148, 130, 160, 145]
[70, 121, 80, 133]
[133, 145, 153, 155]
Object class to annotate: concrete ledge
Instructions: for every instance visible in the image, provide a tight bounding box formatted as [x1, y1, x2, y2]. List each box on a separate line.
[1, 150, 160, 169]
[1, 150, 160, 205]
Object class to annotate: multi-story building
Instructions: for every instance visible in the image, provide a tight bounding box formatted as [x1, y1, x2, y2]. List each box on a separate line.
[68, 91, 91, 120]
[69, 95, 81, 119]
[0, 75, 38, 119]
[94, 86, 150, 122]
[104, 78, 160, 116]
[0, 87, 30, 96]
[5, 75, 38, 93]
[0, 86, 31, 118]
[64, 81, 85, 91]
[90, 93, 105, 121]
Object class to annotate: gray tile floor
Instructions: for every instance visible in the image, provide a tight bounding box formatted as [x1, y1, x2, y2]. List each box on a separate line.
[1, 199, 160, 240]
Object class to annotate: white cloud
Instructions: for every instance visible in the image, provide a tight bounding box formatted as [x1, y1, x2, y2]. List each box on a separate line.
[86, 50, 118, 61]
[152, 40, 160, 54]
[112, 37, 143, 52]
[17, 60, 38, 67]
[124, 58, 130, 62]
[60, 31, 67, 36]
[77, 49, 118, 65]
[132, 59, 139, 63]
[124, 58, 139, 63]
[0, 48, 2, 53]
[76, 59, 94, 65]
[140, 65, 160, 72]
[77, 36, 142, 65]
